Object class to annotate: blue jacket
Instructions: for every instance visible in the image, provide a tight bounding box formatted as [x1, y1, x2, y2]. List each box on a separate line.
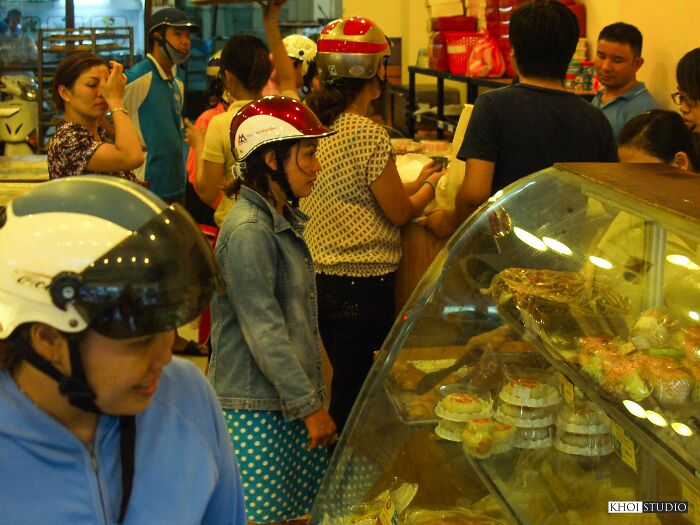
[0, 359, 246, 524]
[208, 187, 325, 420]
[124, 56, 186, 199]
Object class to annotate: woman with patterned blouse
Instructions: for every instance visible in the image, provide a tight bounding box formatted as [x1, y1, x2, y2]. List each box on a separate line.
[303, 17, 445, 430]
[48, 52, 143, 180]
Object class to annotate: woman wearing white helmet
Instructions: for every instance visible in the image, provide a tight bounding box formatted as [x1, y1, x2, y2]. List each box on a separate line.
[0, 176, 245, 524]
[262, 33, 317, 97]
[302, 16, 445, 430]
[208, 95, 336, 523]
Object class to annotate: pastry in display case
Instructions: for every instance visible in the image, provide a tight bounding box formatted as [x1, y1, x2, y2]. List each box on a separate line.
[312, 163, 700, 525]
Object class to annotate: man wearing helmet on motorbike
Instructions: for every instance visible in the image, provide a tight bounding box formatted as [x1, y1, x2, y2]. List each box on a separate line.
[122, 7, 197, 203]
[303, 16, 445, 430]
[0, 177, 246, 524]
[208, 96, 336, 523]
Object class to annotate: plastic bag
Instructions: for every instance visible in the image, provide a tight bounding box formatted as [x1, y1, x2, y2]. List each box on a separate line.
[424, 104, 472, 214]
[466, 33, 506, 78]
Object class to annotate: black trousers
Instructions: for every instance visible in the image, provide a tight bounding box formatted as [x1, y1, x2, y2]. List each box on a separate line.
[316, 272, 396, 431]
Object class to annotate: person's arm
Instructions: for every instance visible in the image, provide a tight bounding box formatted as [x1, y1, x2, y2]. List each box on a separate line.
[221, 223, 327, 423]
[197, 116, 228, 205]
[402, 159, 443, 195]
[370, 158, 445, 225]
[184, 117, 206, 190]
[86, 61, 144, 172]
[259, 0, 297, 97]
[424, 158, 493, 238]
[198, 160, 225, 205]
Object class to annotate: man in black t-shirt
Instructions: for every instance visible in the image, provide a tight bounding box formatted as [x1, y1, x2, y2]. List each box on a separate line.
[426, 0, 617, 237]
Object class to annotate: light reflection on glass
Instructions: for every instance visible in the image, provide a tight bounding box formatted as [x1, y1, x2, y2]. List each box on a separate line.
[622, 399, 646, 418]
[488, 189, 504, 202]
[542, 237, 572, 256]
[589, 255, 613, 269]
[645, 410, 668, 427]
[514, 227, 547, 251]
[690, 311, 700, 322]
[672, 422, 693, 437]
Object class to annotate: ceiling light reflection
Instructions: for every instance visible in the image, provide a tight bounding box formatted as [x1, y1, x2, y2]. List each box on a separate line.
[589, 255, 613, 269]
[671, 422, 693, 437]
[645, 410, 668, 427]
[542, 237, 572, 256]
[514, 227, 547, 251]
[622, 399, 646, 418]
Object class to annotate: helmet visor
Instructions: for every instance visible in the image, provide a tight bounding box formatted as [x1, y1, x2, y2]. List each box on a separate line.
[75, 205, 219, 339]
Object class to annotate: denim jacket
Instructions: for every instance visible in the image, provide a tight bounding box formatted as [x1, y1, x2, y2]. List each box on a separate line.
[208, 186, 325, 420]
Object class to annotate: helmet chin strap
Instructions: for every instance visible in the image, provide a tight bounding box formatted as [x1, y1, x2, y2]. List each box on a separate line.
[155, 33, 190, 66]
[15, 335, 99, 413]
[267, 146, 299, 207]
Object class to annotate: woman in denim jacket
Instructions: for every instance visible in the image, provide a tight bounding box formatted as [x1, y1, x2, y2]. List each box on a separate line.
[208, 96, 337, 524]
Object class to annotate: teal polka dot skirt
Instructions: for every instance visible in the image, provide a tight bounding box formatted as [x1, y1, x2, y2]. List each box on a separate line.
[224, 408, 328, 523]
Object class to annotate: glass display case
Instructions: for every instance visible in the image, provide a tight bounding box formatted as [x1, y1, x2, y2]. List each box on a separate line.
[312, 163, 700, 525]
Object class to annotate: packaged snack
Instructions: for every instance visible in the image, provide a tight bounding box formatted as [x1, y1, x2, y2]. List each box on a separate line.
[631, 309, 675, 349]
[495, 400, 555, 428]
[462, 418, 515, 458]
[514, 425, 554, 449]
[554, 431, 613, 457]
[556, 402, 611, 434]
[435, 392, 493, 422]
[499, 378, 560, 407]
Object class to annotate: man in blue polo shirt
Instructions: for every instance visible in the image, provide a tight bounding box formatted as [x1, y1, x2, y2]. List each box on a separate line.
[592, 22, 657, 141]
[123, 8, 197, 203]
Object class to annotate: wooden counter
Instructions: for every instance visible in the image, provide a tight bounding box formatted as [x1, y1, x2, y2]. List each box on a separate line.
[395, 221, 447, 313]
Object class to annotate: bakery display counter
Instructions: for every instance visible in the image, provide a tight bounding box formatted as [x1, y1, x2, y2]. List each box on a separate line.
[312, 163, 700, 525]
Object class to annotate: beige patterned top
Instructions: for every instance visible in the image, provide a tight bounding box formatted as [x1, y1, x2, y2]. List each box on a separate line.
[300, 113, 399, 277]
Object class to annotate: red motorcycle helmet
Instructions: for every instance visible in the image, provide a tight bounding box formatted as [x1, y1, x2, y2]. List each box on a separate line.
[316, 16, 391, 80]
[229, 96, 335, 161]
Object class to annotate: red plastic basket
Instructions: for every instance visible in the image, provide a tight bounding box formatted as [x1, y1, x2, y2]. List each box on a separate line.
[444, 31, 482, 75]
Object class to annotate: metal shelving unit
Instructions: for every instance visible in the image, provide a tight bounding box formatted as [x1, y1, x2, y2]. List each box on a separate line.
[37, 26, 134, 152]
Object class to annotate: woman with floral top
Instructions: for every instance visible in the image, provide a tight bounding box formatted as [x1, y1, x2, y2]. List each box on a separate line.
[48, 52, 144, 180]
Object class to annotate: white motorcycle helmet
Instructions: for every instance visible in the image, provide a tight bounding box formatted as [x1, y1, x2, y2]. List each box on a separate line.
[283, 34, 317, 75]
[315, 16, 391, 80]
[0, 176, 217, 341]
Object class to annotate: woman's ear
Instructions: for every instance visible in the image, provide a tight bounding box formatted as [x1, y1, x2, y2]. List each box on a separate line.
[28, 323, 69, 370]
[57, 85, 71, 105]
[672, 151, 690, 171]
[263, 149, 278, 171]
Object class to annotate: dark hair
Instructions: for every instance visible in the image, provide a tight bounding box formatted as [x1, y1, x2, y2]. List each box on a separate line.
[220, 35, 271, 93]
[1, 325, 86, 372]
[677, 48, 700, 101]
[0, 331, 22, 372]
[619, 110, 700, 171]
[598, 22, 643, 57]
[224, 141, 296, 200]
[51, 52, 106, 111]
[305, 77, 369, 125]
[509, 0, 579, 81]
